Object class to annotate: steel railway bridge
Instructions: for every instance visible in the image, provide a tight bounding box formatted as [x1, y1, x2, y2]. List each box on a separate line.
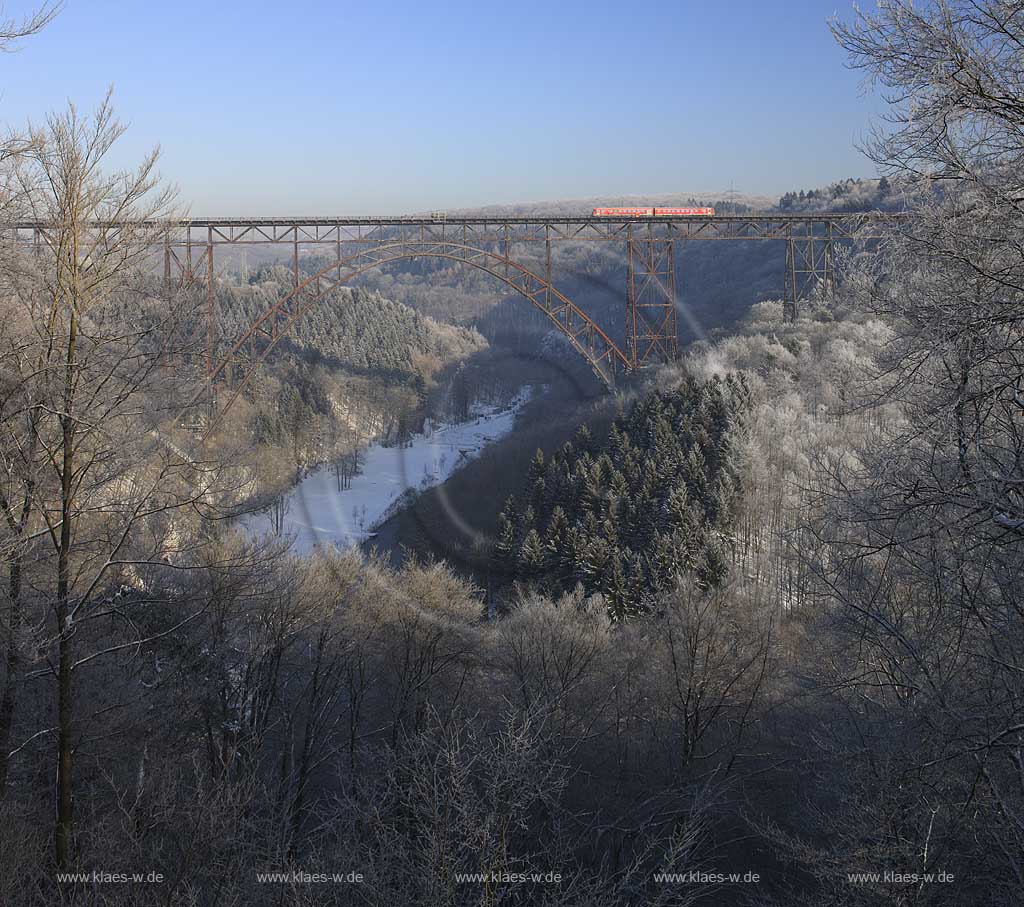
[24, 211, 896, 393]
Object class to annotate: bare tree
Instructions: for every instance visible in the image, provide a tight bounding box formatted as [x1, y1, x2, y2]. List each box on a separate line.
[832, 0, 1024, 528]
[0, 0, 62, 803]
[0, 93, 222, 867]
[756, 3, 1024, 899]
[0, 2, 58, 52]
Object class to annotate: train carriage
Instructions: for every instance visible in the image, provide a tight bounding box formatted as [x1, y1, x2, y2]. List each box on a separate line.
[591, 206, 715, 217]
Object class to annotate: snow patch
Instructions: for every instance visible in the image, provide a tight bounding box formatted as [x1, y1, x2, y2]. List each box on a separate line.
[239, 388, 532, 554]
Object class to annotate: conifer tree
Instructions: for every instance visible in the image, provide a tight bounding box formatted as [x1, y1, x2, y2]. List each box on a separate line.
[518, 529, 545, 578]
[494, 378, 749, 615]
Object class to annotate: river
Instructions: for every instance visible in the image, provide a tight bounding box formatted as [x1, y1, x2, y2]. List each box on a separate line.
[239, 389, 531, 554]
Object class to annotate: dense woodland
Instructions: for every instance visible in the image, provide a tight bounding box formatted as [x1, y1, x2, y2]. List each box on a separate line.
[496, 376, 750, 615]
[219, 267, 485, 378]
[2, 2, 1024, 906]
[777, 175, 901, 211]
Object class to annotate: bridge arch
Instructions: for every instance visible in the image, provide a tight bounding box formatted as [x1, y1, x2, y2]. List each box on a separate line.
[209, 239, 631, 423]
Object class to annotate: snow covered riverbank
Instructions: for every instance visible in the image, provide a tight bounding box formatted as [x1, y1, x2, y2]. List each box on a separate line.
[239, 389, 531, 554]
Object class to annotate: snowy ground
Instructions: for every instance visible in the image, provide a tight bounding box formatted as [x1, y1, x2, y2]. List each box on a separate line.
[239, 389, 531, 554]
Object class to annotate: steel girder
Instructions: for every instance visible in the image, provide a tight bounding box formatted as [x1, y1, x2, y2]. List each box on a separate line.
[17, 211, 895, 246]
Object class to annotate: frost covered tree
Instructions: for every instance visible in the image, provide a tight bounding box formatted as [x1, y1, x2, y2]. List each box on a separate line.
[768, 3, 1024, 899]
[495, 377, 749, 615]
[0, 95, 219, 867]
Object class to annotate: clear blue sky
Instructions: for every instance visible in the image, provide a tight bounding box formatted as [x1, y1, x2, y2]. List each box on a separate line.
[2, 0, 883, 214]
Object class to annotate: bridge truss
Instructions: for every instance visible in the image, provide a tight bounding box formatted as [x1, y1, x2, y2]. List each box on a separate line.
[21, 211, 894, 398]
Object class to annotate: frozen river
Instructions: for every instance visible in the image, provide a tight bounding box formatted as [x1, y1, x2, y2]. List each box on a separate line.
[239, 390, 531, 554]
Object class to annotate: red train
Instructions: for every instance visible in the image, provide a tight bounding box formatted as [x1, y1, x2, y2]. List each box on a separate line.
[592, 206, 715, 217]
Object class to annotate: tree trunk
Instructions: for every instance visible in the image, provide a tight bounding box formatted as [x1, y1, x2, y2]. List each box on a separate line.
[0, 555, 24, 798]
[55, 306, 77, 868]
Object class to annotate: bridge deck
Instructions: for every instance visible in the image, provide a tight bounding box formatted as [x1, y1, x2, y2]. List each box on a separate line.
[149, 212, 893, 227]
[15, 211, 901, 230]
[16, 211, 899, 247]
